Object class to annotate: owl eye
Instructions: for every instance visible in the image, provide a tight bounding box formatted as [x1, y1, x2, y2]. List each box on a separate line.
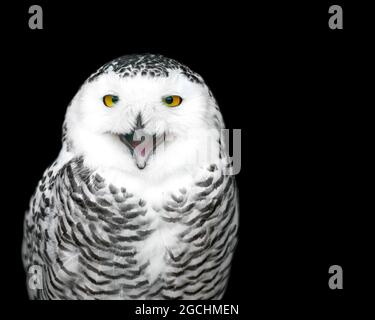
[103, 95, 119, 108]
[163, 95, 183, 107]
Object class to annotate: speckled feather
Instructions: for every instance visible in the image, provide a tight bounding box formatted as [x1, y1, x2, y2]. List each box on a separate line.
[88, 54, 204, 84]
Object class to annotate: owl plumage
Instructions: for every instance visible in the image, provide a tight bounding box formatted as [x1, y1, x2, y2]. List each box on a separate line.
[22, 54, 239, 300]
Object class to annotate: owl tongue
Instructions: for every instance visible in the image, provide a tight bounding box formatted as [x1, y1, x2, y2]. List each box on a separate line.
[131, 130, 155, 169]
[133, 139, 149, 159]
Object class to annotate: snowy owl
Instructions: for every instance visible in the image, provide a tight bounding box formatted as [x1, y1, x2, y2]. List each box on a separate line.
[22, 54, 239, 300]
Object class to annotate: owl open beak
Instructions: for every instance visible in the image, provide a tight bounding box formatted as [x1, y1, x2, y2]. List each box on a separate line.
[119, 129, 164, 169]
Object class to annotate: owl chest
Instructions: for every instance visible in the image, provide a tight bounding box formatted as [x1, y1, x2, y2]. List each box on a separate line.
[56, 187, 201, 281]
[48, 164, 229, 298]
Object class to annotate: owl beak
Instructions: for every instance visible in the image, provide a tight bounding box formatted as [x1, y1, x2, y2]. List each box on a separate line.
[119, 129, 152, 169]
[119, 130, 165, 170]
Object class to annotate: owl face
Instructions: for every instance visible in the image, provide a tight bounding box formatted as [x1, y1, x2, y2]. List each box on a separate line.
[65, 55, 222, 178]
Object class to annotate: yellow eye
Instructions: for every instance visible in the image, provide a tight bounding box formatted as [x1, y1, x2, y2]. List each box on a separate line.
[163, 95, 183, 107]
[103, 95, 119, 108]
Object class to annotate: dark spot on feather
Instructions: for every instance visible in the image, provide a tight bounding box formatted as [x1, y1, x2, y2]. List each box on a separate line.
[96, 197, 112, 207]
[109, 184, 118, 194]
[196, 176, 213, 188]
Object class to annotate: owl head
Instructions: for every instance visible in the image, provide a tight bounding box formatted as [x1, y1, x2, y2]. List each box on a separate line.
[64, 54, 224, 179]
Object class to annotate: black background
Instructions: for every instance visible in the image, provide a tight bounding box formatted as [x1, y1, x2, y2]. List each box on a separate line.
[1, 0, 373, 315]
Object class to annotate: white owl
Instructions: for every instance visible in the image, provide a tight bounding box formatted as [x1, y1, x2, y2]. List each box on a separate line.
[22, 54, 239, 300]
